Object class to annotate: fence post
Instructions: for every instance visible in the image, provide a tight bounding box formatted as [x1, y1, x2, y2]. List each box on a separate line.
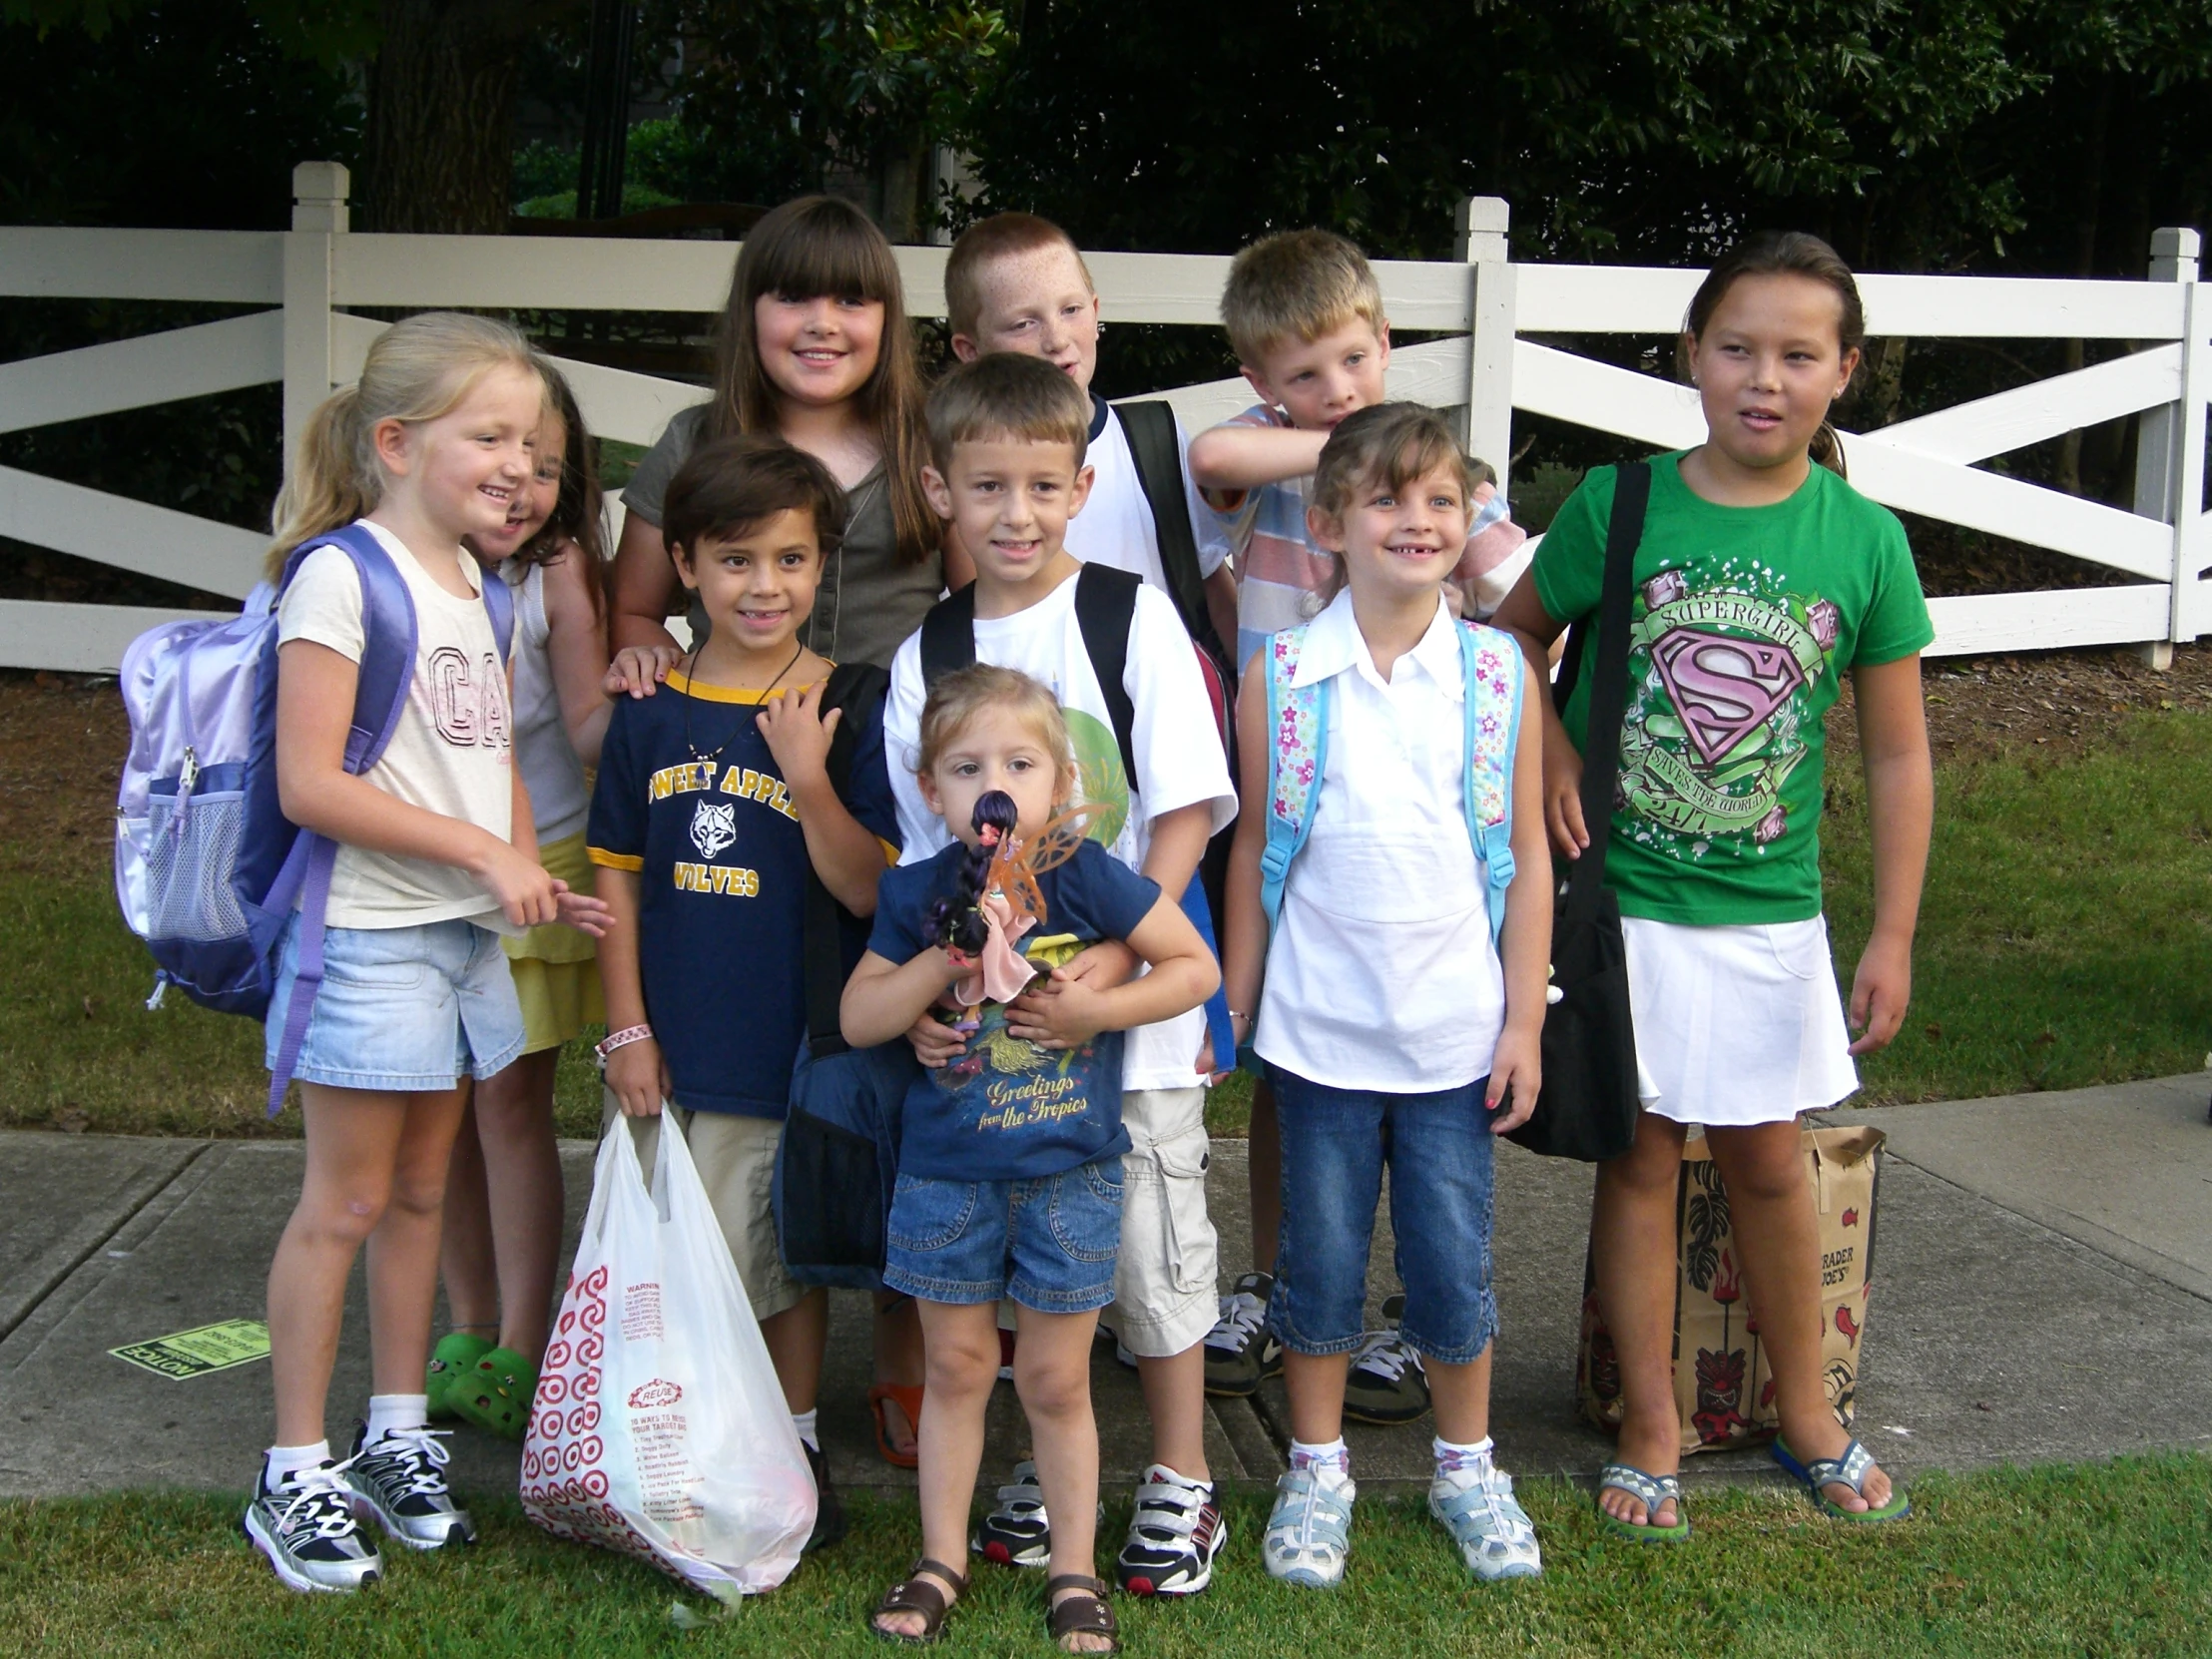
[1455, 196, 1515, 490]
[2135, 227, 2202, 667]
[283, 162, 348, 486]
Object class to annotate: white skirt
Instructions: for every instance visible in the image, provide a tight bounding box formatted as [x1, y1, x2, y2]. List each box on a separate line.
[1621, 915, 1859, 1128]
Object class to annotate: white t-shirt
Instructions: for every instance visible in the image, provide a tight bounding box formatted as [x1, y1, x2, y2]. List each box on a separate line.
[885, 573, 1237, 1090]
[1255, 591, 1506, 1091]
[1064, 399, 1231, 599]
[277, 520, 515, 930]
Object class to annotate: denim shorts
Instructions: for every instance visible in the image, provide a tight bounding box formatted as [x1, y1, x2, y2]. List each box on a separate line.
[265, 915, 526, 1092]
[1268, 1065, 1498, 1366]
[882, 1158, 1125, 1315]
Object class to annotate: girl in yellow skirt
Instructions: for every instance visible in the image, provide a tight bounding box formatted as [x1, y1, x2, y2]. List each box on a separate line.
[430, 363, 675, 1436]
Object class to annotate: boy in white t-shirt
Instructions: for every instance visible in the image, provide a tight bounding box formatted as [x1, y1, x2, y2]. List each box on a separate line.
[945, 212, 1241, 667]
[884, 352, 1238, 1597]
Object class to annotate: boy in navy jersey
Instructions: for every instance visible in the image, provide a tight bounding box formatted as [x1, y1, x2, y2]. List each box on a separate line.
[588, 435, 900, 1547]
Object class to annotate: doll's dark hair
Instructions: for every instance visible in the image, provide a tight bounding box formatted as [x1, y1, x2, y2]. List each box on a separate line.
[929, 789, 1021, 953]
[1683, 231, 1865, 477]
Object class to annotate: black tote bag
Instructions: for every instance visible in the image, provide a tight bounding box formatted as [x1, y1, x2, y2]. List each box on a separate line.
[1504, 462, 1650, 1162]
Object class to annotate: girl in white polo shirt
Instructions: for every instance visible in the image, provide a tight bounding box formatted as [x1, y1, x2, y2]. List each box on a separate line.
[1221, 402, 1551, 1591]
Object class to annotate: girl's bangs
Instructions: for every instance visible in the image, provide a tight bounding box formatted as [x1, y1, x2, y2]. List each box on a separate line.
[747, 208, 902, 305]
[1377, 430, 1469, 498]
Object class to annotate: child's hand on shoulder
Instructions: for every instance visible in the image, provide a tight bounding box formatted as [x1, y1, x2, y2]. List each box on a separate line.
[1484, 1021, 1541, 1134]
[756, 679, 839, 783]
[1005, 967, 1111, 1050]
[604, 644, 682, 700]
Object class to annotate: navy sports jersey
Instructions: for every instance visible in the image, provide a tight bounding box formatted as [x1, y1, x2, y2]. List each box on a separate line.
[869, 838, 1160, 1179]
[587, 669, 899, 1116]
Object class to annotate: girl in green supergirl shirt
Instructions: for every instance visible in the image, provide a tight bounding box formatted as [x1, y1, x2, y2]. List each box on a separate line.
[1494, 233, 1933, 1537]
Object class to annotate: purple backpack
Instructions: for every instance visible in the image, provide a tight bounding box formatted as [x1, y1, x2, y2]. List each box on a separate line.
[116, 523, 513, 1113]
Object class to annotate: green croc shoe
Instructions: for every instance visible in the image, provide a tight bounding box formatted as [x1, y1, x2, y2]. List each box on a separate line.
[426, 1333, 494, 1422]
[450, 1347, 538, 1441]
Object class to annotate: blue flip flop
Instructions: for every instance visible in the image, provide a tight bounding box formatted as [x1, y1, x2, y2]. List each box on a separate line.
[1773, 1435, 1912, 1522]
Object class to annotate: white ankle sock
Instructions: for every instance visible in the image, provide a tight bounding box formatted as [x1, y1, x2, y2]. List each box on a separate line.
[791, 1407, 820, 1452]
[364, 1393, 428, 1444]
[265, 1439, 329, 1487]
[1289, 1436, 1352, 1490]
[1433, 1434, 1495, 1477]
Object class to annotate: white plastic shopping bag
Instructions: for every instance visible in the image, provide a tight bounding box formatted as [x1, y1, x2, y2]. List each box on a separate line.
[522, 1112, 817, 1598]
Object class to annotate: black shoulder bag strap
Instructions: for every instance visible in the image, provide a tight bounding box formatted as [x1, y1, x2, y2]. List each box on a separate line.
[1556, 461, 1652, 934]
[801, 660, 890, 1059]
[918, 582, 978, 691]
[1115, 400, 1226, 662]
[1071, 562, 1141, 786]
[916, 565, 1139, 805]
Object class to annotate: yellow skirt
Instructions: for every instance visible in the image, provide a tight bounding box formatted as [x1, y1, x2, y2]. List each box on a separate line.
[505, 830, 604, 1054]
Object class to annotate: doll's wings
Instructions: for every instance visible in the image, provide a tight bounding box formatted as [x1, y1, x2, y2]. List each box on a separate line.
[993, 801, 1112, 929]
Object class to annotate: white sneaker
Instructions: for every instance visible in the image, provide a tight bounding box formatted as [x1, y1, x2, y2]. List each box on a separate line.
[1429, 1459, 1542, 1582]
[1263, 1467, 1355, 1588]
[243, 1460, 382, 1593]
[340, 1422, 476, 1550]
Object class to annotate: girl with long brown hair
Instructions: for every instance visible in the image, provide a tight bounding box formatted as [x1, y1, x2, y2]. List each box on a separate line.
[607, 195, 967, 671]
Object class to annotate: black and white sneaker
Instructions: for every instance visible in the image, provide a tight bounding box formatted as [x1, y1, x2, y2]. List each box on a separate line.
[1115, 1463, 1227, 1596]
[243, 1459, 383, 1593]
[803, 1439, 846, 1553]
[1343, 1294, 1429, 1425]
[340, 1423, 477, 1549]
[1204, 1271, 1283, 1397]
[972, 1458, 1053, 1566]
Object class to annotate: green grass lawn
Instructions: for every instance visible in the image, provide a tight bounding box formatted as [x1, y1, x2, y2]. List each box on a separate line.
[8, 708, 2212, 1138]
[5, 1458, 2207, 1656]
[1825, 709, 2212, 1101]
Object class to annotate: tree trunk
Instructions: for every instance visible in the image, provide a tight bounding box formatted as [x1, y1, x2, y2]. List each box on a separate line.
[2056, 72, 2113, 498]
[362, 0, 549, 234]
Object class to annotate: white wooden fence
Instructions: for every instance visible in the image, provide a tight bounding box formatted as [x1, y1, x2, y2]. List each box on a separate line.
[1, 162, 2204, 672]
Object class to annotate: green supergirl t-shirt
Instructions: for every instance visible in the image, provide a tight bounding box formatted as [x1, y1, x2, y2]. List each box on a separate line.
[1532, 451, 1934, 925]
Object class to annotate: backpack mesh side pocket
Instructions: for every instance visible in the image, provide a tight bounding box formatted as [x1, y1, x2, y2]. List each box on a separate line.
[144, 792, 249, 943]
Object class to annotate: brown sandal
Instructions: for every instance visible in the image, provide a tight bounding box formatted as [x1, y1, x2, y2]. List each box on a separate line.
[871, 1557, 968, 1645]
[1045, 1573, 1119, 1654]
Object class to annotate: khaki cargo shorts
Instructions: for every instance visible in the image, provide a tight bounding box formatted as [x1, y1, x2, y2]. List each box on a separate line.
[1109, 1085, 1220, 1357]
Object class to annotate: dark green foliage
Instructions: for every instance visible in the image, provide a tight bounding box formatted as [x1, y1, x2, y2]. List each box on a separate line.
[0, 1, 360, 231]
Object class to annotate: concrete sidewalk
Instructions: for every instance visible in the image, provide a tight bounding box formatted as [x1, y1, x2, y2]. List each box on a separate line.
[0, 1073, 2205, 1502]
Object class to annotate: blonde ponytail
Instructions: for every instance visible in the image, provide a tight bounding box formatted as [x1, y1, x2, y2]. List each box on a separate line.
[266, 310, 541, 581]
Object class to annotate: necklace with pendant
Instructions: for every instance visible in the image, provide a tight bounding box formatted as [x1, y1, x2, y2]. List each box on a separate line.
[678, 640, 805, 769]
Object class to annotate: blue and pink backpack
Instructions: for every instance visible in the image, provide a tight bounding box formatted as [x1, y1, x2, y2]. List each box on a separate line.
[115, 523, 512, 1113]
[1258, 617, 1526, 942]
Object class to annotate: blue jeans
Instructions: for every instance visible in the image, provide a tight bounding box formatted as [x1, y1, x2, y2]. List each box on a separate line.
[1268, 1066, 1499, 1366]
[882, 1158, 1125, 1314]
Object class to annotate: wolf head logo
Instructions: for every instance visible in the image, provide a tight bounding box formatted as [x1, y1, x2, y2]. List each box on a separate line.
[689, 800, 737, 859]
